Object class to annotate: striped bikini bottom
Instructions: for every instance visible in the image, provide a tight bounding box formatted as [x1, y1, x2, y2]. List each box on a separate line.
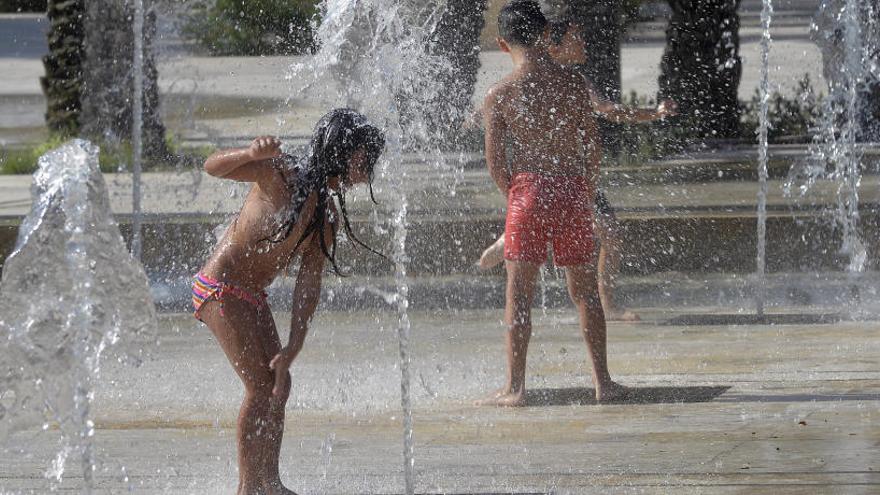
[192, 272, 269, 321]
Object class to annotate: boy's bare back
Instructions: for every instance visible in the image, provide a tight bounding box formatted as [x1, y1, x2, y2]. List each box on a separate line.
[485, 61, 601, 181]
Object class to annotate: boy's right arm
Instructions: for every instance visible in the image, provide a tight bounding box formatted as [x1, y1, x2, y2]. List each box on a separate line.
[204, 136, 282, 183]
[483, 88, 510, 196]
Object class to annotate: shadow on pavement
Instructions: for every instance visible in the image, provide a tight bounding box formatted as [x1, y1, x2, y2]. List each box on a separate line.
[663, 313, 842, 326]
[717, 392, 880, 403]
[525, 385, 731, 406]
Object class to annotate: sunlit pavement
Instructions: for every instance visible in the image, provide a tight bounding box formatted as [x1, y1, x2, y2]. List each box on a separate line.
[2, 308, 878, 494]
[0, 1, 827, 147]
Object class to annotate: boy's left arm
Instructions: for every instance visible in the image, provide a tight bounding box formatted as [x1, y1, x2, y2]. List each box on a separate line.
[269, 235, 326, 396]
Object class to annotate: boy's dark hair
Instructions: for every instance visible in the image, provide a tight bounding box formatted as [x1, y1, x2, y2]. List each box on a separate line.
[548, 20, 574, 46]
[498, 0, 548, 47]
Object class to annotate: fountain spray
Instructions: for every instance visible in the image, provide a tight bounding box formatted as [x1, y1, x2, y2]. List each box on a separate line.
[0, 140, 156, 492]
[131, 0, 145, 260]
[287, 1, 460, 492]
[756, 0, 773, 317]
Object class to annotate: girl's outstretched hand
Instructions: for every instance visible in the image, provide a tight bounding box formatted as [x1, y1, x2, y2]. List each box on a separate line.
[269, 349, 294, 397]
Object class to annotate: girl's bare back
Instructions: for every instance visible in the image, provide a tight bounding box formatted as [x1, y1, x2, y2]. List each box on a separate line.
[201, 169, 327, 292]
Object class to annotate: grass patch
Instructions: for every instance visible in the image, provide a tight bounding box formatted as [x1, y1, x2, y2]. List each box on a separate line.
[182, 0, 318, 56]
[0, 135, 215, 175]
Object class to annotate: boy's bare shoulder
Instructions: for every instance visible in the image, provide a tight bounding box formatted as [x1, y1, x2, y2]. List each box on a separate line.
[555, 66, 591, 92]
[484, 75, 517, 106]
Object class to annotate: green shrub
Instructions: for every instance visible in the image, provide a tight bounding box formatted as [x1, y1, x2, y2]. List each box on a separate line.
[741, 74, 823, 143]
[614, 91, 691, 165]
[612, 74, 824, 165]
[0, 135, 68, 175]
[621, 0, 654, 27]
[184, 0, 319, 56]
[0, 135, 215, 175]
[0, 0, 46, 12]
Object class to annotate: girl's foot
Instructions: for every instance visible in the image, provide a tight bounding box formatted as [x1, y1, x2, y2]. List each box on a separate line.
[475, 387, 526, 407]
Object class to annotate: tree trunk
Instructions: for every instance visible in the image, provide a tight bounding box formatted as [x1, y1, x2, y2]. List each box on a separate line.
[80, 0, 167, 159]
[41, 0, 84, 135]
[813, 0, 880, 142]
[570, 0, 623, 154]
[864, 1, 880, 141]
[430, 0, 488, 149]
[658, 0, 742, 141]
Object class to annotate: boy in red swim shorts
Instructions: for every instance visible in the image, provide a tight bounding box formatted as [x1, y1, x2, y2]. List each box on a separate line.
[477, 0, 625, 406]
[476, 15, 677, 322]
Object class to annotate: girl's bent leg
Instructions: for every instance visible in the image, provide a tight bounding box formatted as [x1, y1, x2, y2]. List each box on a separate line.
[199, 298, 293, 495]
[595, 217, 640, 322]
[254, 306, 294, 494]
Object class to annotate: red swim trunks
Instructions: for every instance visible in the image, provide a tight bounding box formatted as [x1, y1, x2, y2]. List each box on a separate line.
[504, 172, 595, 267]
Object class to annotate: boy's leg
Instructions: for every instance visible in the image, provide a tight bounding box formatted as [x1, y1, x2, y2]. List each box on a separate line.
[477, 260, 540, 407]
[564, 263, 627, 402]
[595, 215, 639, 322]
[199, 298, 295, 495]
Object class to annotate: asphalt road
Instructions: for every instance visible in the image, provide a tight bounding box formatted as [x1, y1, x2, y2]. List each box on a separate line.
[0, 14, 47, 58]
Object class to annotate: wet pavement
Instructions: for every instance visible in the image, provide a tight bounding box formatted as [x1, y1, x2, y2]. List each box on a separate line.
[1, 308, 878, 494]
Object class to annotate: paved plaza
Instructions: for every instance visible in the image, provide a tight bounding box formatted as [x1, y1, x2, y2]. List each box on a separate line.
[2, 2, 879, 494]
[0, 1, 827, 146]
[1, 308, 878, 494]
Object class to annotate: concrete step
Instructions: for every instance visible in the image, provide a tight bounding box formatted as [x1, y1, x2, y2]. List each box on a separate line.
[3, 202, 869, 280]
[2, 146, 878, 282]
[150, 269, 879, 313]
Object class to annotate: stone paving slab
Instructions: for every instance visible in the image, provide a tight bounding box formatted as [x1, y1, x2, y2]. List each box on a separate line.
[1, 308, 878, 493]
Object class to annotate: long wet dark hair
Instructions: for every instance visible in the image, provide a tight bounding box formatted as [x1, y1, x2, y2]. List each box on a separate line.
[262, 108, 386, 274]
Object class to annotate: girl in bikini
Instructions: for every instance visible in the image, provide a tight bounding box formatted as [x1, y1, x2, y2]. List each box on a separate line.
[192, 109, 385, 495]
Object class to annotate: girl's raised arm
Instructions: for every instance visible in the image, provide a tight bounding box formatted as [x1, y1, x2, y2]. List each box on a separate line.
[204, 136, 282, 183]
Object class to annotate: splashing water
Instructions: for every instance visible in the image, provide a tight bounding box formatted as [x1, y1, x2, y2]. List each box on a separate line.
[131, 0, 146, 260]
[787, 0, 880, 273]
[288, 1, 460, 493]
[755, 0, 773, 316]
[0, 140, 157, 492]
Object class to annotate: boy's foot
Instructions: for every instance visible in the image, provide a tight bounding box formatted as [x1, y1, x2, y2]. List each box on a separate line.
[475, 388, 526, 407]
[264, 480, 297, 495]
[595, 381, 629, 403]
[238, 484, 267, 495]
[478, 236, 506, 270]
[605, 309, 641, 322]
